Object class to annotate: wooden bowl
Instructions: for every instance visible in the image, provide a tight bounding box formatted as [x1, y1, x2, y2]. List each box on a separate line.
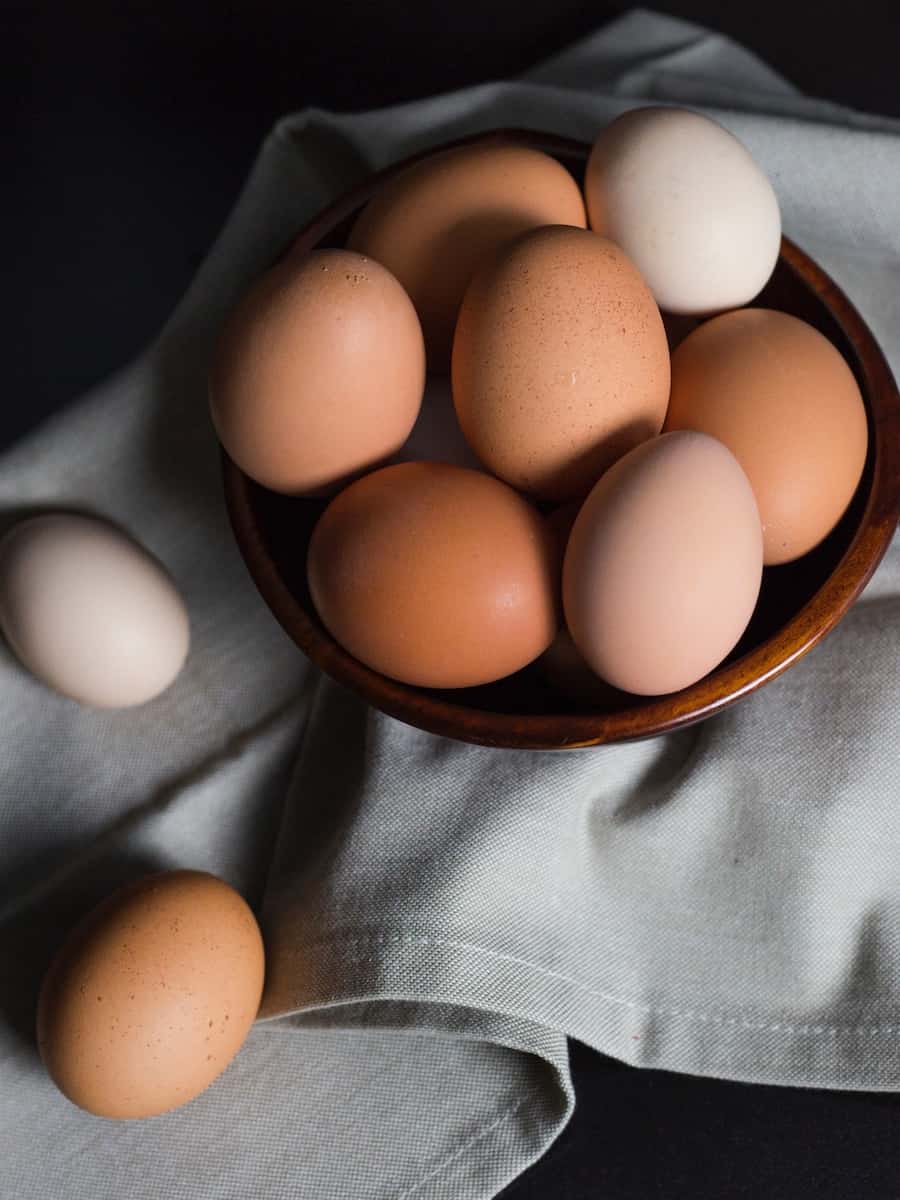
[221, 130, 900, 750]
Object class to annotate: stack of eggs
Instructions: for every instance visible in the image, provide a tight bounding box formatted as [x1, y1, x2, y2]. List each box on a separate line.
[211, 107, 868, 700]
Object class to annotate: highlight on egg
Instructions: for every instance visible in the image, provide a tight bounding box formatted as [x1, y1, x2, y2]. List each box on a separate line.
[37, 870, 265, 1120]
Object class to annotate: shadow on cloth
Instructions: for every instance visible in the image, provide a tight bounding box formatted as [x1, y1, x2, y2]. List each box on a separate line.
[0, 850, 166, 1063]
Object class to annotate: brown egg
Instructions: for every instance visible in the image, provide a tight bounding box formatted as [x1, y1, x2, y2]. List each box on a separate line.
[348, 143, 586, 367]
[563, 432, 763, 696]
[307, 462, 558, 688]
[664, 308, 868, 565]
[37, 870, 265, 1119]
[452, 226, 671, 502]
[210, 248, 424, 495]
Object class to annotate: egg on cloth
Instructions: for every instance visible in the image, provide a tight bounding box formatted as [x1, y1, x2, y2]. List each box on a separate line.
[664, 308, 869, 565]
[585, 106, 781, 315]
[348, 141, 586, 367]
[307, 462, 559, 688]
[0, 513, 189, 708]
[452, 225, 670, 502]
[210, 248, 425, 495]
[37, 870, 265, 1119]
[563, 431, 763, 696]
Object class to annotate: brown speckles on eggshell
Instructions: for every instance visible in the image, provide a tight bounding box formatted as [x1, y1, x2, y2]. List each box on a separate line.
[36, 869, 265, 1120]
[452, 226, 670, 501]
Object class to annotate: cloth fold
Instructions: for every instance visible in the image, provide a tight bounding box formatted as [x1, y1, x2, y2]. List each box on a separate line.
[1, 9, 898, 1199]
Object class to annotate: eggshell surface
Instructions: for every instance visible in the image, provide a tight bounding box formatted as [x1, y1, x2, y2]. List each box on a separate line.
[37, 870, 265, 1119]
[308, 462, 558, 688]
[210, 248, 425, 495]
[0, 513, 189, 707]
[664, 308, 869, 565]
[348, 143, 587, 367]
[563, 431, 763, 695]
[585, 106, 781, 315]
[452, 226, 670, 501]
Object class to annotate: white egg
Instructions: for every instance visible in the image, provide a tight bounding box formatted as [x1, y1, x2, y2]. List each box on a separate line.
[585, 106, 781, 315]
[0, 513, 189, 707]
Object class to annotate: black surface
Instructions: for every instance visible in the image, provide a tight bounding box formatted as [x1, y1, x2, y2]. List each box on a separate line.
[5, 1, 900, 442]
[500, 1042, 900, 1200]
[5, 3, 900, 1197]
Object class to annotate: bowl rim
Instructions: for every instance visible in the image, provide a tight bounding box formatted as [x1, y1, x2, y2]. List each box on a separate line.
[221, 128, 900, 750]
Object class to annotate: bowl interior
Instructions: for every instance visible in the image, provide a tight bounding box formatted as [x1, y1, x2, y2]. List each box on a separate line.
[223, 131, 898, 749]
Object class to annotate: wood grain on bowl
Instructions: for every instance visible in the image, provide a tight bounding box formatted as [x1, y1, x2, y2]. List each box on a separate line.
[221, 130, 900, 750]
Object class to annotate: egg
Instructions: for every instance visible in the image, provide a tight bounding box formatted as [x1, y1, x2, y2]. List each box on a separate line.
[348, 142, 587, 367]
[307, 462, 558, 688]
[664, 308, 869, 565]
[585, 106, 781, 315]
[37, 870, 265, 1119]
[563, 432, 763, 695]
[0, 513, 189, 707]
[452, 225, 670, 502]
[210, 248, 425, 495]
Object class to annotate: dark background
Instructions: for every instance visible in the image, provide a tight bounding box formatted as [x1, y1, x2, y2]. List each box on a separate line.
[5, 2, 900, 1196]
[5, 0, 900, 444]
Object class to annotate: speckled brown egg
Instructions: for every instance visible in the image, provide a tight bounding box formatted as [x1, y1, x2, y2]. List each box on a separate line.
[664, 308, 869, 565]
[210, 247, 425, 495]
[348, 142, 587, 367]
[37, 870, 265, 1119]
[307, 461, 559, 688]
[452, 226, 671, 501]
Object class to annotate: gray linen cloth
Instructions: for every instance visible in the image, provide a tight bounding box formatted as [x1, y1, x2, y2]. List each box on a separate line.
[1, 9, 898, 1198]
